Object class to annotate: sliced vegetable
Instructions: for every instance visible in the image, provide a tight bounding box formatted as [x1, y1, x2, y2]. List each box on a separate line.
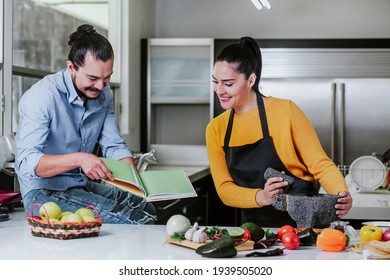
[227, 227, 245, 239]
[360, 225, 383, 243]
[242, 229, 251, 240]
[195, 235, 237, 258]
[205, 226, 228, 239]
[240, 222, 264, 241]
[316, 228, 347, 252]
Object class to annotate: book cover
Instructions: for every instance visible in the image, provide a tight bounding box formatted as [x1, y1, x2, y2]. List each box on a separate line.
[100, 158, 198, 202]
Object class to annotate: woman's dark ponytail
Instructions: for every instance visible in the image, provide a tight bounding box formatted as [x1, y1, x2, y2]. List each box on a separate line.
[239, 37, 262, 94]
[216, 36, 262, 95]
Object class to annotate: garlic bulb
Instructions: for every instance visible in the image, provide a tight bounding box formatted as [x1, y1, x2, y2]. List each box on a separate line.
[185, 222, 199, 241]
[192, 227, 208, 243]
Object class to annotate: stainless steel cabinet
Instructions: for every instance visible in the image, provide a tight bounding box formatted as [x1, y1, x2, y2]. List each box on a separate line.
[260, 78, 390, 166]
[141, 38, 214, 151]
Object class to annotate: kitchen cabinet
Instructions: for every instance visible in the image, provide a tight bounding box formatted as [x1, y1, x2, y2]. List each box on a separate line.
[140, 38, 214, 152]
[152, 175, 210, 225]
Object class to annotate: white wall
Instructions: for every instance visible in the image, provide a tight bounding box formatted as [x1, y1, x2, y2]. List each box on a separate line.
[125, 0, 390, 151]
[122, 0, 156, 150]
[155, 0, 390, 38]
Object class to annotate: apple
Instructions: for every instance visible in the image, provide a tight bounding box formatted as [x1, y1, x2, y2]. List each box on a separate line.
[60, 211, 73, 219]
[61, 213, 83, 223]
[39, 202, 62, 220]
[81, 215, 96, 222]
[48, 218, 61, 223]
[75, 208, 95, 218]
[382, 228, 390, 241]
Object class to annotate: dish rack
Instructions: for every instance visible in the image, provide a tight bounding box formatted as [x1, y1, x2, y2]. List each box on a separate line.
[338, 165, 390, 193]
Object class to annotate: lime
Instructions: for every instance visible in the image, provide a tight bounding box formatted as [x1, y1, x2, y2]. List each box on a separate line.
[227, 227, 245, 239]
[265, 228, 275, 239]
[241, 222, 265, 241]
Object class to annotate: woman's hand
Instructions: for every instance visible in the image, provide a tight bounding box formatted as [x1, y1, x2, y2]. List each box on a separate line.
[256, 177, 288, 206]
[335, 191, 353, 217]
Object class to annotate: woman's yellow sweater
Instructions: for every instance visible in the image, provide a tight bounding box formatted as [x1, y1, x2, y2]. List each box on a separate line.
[205, 96, 347, 208]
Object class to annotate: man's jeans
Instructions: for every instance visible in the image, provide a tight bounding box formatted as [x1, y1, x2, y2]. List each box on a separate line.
[23, 181, 157, 224]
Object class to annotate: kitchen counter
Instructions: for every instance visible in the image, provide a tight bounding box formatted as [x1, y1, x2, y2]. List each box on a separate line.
[0, 209, 366, 260]
[147, 164, 210, 183]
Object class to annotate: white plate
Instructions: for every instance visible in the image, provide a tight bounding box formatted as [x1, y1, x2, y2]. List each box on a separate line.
[362, 221, 390, 231]
[349, 156, 387, 190]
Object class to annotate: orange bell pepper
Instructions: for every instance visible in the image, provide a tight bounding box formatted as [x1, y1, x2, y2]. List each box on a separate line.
[316, 228, 346, 252]
[360, 225, 383, 242]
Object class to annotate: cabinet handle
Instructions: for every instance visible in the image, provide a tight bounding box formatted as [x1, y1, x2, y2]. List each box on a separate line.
[339, 83, 345, 165]
[331, 83, 336, 161]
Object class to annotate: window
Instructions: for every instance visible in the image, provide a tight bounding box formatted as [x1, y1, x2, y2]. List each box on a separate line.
[13, 0, 109, 72]
[1, 0, 121, 135]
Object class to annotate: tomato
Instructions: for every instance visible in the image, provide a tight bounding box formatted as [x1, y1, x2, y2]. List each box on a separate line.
[281, 232, 300, 250]
[277, 225, 295, 240]
[242, 229, 251, 240]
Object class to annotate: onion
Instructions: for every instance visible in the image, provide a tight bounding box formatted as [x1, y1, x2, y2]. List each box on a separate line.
[166, 214, 191, 235]
[382, 228, 390, 241]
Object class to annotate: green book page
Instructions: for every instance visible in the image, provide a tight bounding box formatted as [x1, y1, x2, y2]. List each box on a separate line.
[100, 158, 143, 189]
[139, 169, 194, 197]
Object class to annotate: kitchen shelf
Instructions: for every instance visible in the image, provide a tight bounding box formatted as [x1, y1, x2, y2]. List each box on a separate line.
[151, 97, 210, 104]
[141, 38, 214, 150]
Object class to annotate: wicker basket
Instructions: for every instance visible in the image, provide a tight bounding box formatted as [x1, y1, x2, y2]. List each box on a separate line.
[27, 203, 103, 240]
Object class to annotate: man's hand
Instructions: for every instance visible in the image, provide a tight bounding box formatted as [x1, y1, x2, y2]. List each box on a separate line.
[78, 153, 115, 181]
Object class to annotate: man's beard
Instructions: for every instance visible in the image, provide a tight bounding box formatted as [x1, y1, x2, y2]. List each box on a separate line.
[76, 86, 101, 100]
[72, 75, 101, 100]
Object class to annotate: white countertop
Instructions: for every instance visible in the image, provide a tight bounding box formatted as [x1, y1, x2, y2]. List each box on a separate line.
[0, 209, 365, 260]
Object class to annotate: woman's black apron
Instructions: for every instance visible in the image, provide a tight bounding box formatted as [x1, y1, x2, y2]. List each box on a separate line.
[223, 93, 318, 227]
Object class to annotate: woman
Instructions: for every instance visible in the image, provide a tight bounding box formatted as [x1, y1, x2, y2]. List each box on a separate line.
[206, 36, 352, 227]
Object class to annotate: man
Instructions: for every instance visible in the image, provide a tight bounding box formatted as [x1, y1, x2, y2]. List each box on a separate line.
[15, 24, 156, 224]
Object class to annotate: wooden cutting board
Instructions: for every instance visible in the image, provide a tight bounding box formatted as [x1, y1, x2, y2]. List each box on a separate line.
[166, 237, 254, 251]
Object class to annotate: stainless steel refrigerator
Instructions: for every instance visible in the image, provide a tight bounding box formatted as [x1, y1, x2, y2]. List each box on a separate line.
[260, 78, 390, 166]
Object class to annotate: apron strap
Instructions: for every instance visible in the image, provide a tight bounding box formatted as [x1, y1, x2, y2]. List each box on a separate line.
[224, 93, 270, 147]
[257, 93, 270, 138]
[224, 109, 235, 147]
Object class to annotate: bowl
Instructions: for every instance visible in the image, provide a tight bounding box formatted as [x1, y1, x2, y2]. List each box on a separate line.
[273, 194, 341, 228]
[349, 156, 387, 190]
[362, 221, 390, 231]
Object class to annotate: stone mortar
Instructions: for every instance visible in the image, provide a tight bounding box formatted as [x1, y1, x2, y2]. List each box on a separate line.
[272, 194, 341, 228]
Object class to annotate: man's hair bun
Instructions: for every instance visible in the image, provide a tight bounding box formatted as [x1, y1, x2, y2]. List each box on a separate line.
[68, 24, 96, 47]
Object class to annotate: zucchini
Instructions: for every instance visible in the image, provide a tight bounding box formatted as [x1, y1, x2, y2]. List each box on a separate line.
[195, 235, 237, 258]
